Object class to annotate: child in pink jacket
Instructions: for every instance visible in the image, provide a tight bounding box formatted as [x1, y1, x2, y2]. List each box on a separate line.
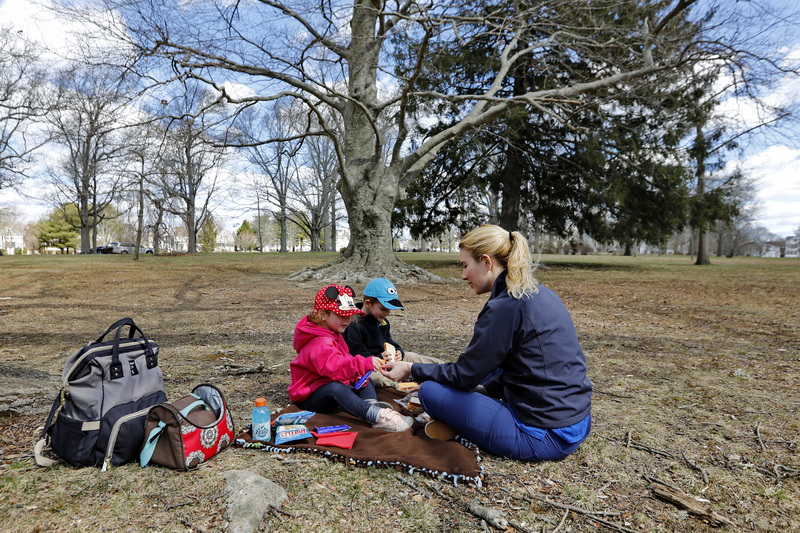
[288, 284, 413, 432]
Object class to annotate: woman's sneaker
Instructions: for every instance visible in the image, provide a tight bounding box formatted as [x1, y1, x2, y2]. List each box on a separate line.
[373, 408, 414, 432]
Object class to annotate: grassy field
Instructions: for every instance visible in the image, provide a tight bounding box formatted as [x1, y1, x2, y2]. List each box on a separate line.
[1, 252, 798, 532]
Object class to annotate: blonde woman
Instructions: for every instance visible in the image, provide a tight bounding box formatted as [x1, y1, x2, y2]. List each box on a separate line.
[381, 225, 592, 460]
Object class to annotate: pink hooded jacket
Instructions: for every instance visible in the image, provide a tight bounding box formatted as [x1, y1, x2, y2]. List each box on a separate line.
[288, 315, 374, 402]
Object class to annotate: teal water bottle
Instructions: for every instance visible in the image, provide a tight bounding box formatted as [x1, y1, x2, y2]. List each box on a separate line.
[252, 397, 271, 442]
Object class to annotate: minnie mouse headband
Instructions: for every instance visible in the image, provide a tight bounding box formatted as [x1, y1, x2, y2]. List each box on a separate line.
[313, 284, 364, 317]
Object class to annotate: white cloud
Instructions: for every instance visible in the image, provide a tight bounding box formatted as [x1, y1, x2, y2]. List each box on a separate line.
[740, 144, 800, 237]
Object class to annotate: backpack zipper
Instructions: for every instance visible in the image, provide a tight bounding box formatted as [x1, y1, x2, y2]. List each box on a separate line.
[101, 407, 152, 472]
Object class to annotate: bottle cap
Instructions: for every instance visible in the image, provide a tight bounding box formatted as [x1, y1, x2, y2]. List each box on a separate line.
[255, 397, 267, 407]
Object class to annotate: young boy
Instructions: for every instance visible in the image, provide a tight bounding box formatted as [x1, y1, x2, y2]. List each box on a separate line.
[289, 284, 413, 432]
[344, 277, 443, 387]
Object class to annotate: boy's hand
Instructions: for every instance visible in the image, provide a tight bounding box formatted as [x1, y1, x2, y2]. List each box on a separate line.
[382, 342, 397, 362]
[380, 360, 413, 382]
[371, 357, 384, 372]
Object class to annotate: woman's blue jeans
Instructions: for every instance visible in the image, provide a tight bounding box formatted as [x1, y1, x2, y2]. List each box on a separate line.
[297, 380, 378, 422]
[418, 381, 590, 462]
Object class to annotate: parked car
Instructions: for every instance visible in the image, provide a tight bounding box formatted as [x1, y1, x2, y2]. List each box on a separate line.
[140, 246, 154, 254]
[110, 241, 136, 254]
[97, 243, 115, 254]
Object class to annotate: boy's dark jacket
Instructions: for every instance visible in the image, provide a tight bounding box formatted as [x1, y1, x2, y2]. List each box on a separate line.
[343, 302, 403, 357]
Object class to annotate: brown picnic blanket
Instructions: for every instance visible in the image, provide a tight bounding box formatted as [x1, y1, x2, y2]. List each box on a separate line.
[234, 388, 484, 486]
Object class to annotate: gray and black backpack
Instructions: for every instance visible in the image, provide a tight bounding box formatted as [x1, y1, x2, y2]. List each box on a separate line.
[35, 318, 167, 469]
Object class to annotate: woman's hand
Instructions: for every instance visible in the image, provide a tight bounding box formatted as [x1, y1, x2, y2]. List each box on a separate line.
[380, 360, 413, 382]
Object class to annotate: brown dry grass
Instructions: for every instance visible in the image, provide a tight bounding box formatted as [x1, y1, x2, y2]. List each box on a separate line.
[1, 252, 798, 532]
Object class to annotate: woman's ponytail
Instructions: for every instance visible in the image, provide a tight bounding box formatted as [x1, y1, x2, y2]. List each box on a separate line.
[505, 231, 538, 299]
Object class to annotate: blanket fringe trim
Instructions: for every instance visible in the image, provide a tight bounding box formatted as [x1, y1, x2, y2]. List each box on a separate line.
[234, 437, 484, 487]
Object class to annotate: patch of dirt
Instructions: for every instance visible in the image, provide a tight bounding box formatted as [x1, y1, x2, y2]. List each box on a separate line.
[1, 253, 798, 532]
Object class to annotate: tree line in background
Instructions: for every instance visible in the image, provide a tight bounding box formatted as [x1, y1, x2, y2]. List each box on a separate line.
[1, 1, 799, 268]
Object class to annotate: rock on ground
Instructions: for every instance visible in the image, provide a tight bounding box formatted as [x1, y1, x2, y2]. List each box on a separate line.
[224, 469, 288, 533]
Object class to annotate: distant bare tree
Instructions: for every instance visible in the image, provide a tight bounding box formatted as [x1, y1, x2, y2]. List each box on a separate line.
[289, 134, 340, 252]
[44, 67, 131, 254]
[52, 0, 800, 278]
[0, 26, 49, 190]
[154, 85, 227, 253]
[240, 102, 301, 253]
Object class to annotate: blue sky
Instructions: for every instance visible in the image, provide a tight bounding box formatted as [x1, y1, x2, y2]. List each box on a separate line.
[1, 0, 799, 238]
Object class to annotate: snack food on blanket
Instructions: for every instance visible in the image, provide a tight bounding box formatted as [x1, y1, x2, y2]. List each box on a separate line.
[383, 342, 397, 362]
[396, 381, 419, 392]
[273, 410, 315, 426]
[271, 410, 315, 444]
[395, 391, 424, 414]
[274, 424, 313, 444]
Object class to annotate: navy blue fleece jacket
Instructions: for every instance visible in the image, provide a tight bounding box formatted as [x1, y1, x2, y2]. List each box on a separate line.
[411, 272, 592, 429]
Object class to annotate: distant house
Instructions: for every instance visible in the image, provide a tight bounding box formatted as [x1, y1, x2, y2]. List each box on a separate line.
[786, 235, 799, 258]
[761, 241, 783, 258]
[0, 230, 24, 254]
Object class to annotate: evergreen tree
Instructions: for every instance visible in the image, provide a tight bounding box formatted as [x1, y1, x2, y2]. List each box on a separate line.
[198, 215, 218, 252]
[396, 1, 698, 248]
[34, 209, 79, 253]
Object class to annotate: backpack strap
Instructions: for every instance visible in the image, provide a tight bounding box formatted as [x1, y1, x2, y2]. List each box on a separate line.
[33, 390, 69, 467]
[34, 438, 62, 467]
[108, 318, 156, 380]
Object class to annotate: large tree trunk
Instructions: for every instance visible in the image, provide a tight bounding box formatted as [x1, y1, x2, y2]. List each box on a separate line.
[289, 0, 442, 282]
[279, 211, 288, 253]
[134, 173, 144, 260]
[330, 201, 337, 252]
[693, 124, 711, 266]
[186, 206, 196, 253]
[498, 145, 523, 231]
[695, 228, 710, 265]
[290, 168, 442, 282]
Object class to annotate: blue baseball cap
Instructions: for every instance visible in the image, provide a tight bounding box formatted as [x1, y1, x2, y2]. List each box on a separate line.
[363, 278, 404, 310]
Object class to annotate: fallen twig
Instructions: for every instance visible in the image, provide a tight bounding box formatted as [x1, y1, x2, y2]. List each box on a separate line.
[222, 363, 269, 376]
[627, 440, 676, 459]
[594, 389, 634, 399]
[682, 452, 709, 486]
[394, 473, 429, 498]
[269, 505, 295, 518]
[773, 464, 800, 482]
[166, 499, 196, 510]
[421, 479, 509, 531]
[600, 433, 677, 459]
[178, 517, 208, 533]
[525, 494, 621, 517]
[646, 477, 733, 527]
[552, 509, 569, 533]
[529, 494, 635, 533]
[583, 514, 638, 533]
[755, 423, 766, 452]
